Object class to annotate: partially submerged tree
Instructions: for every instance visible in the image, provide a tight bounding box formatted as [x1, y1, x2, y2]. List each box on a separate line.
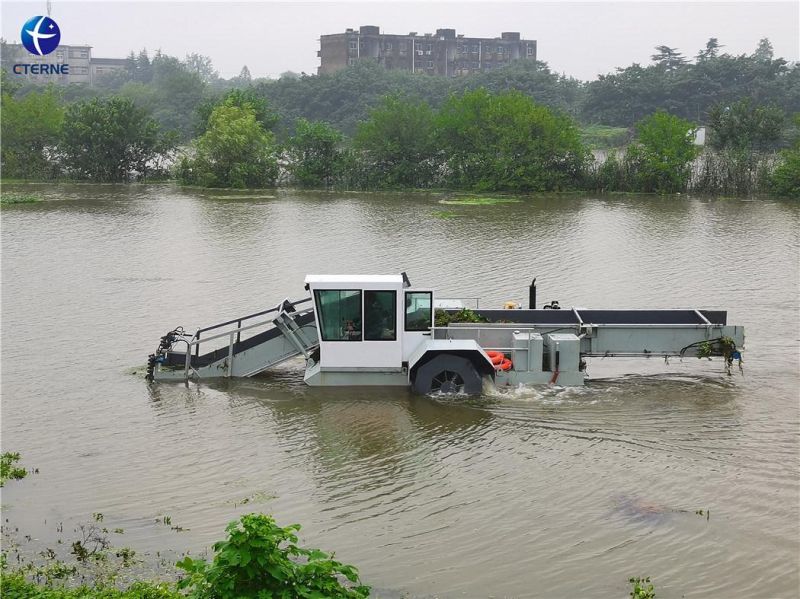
[435, 88, 589, 191]
[286, 118, 349, 187]
[177, 103, 278, 188]
[60, 97, 175, 182]
[708, 98, 784, 151]
[1, 86, 64, 178]
[625, 110, 699, 193]
[354, 95, 438, 188]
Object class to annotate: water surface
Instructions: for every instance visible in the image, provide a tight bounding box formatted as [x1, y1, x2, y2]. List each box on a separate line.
[2, 184, 798, 598]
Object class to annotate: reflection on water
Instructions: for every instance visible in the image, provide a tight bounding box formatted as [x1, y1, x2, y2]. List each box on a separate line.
[1, 184, 798, 597]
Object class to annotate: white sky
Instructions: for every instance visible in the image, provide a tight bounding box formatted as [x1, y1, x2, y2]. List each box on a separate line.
[2, 1, 798, 80]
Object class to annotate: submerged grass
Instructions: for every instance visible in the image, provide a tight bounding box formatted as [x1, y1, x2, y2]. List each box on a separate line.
[0, 192, 41, 205]
[439, 196, 522, 206]
[431, 210, 462, 219]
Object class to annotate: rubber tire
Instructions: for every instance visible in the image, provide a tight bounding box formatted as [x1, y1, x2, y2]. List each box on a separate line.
[412, 354, 483, 395]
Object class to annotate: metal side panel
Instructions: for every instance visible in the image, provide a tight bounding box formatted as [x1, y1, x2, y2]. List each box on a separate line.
[582, 325, 744, 357]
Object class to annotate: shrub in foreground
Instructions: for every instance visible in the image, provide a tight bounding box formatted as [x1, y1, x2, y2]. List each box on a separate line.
[177, 513, 370, 599]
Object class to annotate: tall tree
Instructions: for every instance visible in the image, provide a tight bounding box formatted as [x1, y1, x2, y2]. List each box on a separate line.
[184, 53, 218, 83]
[60, 97, 175, 181]
[708, 98, 784, 151]
[286, 118, 349, 187]
[177, 104, 278, 188]
[625, 110, 699, 193]
[0, 86, 64, 178]
[753, 38, 774, 61]
[435, 88, 589, 191]
[651, 46, 688, 71]
[354, 95, 438, 188]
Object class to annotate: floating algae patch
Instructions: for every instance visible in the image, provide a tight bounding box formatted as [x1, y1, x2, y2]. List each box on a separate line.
[432, 210, 463, 219]
[207, 194, 276, 200]
[439, 196, 521, 206]
[0, 192, 41, 205]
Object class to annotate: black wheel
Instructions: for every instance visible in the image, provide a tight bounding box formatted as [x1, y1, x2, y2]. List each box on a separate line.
[412, 354, 483, 395]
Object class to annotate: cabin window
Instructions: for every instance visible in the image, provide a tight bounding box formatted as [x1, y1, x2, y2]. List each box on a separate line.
[405, 291, 432, 332]
[314, 289, 362, 341]
[364, 290, 396, 341]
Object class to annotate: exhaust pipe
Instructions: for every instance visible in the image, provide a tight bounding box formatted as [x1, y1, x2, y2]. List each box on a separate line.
[529, 278, 537, 309]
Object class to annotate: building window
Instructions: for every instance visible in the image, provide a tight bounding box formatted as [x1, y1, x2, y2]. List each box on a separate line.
[349, 41, 357, 50]
[527, 46, 534, 56]
[497, 46, 504, 54]
[365, 291, 396, 341]
[385, 42, 392, 50]
[315, 289, 362, 341]
[405, 292, 432, 332]
[399, 41, 407, 51]
[348, 58, 356, 66]
[472, 45, 479, 53]
[427, 60, 434, 68]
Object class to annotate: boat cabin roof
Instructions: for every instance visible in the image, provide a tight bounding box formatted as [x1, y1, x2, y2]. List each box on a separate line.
[305, 274, 404, 285]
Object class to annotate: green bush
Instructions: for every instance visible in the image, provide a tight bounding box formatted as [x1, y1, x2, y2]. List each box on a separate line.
[0, 571, 182, 599]
[435, 89, 589, 192]
[1, 452, 27, 486]
[626, 110, 699, 193]
[176, 513, 370, 599]
[60, 97, 175, 182]
[770, 115, 800, 197]
[177, 104, 278, 188]
[770, 148, 800, 197]
[286, 119, 350, 187]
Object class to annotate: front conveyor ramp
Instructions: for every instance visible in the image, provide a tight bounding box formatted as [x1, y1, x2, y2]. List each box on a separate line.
[150, 298, 318, 381]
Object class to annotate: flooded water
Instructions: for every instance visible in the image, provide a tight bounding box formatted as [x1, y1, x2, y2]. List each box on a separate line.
[1, 184, 798, 598]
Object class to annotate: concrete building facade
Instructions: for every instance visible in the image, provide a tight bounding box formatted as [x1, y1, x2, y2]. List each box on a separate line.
[3, 43, 127, 85]
[318, 26, 537, 76]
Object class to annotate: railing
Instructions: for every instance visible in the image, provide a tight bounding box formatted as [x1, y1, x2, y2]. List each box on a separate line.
[192, 297, 313, 358]
[436, 297, 481, 309]
[180, 297, 316, 381]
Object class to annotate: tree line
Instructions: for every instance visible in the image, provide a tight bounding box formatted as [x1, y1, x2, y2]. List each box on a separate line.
[1, 38, 798, 196]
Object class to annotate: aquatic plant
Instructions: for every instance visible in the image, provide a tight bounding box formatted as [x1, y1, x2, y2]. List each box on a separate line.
[176, 513, 370, 599]
[629, 576, 656, 599]
[0, 452, 27, 486]
[439, 196, 521, 205]
[0, 193, 40, 205]
[434, 308, 489, 327]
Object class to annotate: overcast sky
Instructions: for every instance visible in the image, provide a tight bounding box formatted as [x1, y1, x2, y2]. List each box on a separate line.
[2, 1, 798, 80]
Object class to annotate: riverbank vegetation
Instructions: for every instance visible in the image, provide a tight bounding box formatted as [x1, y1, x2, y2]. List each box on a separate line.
[1, 38, 797, 196]
[2, 512, 369, 599]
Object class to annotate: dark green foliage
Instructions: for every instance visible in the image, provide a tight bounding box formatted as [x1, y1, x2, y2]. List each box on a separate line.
[452, 60, 583, 116]
[583, 38, 799, 127]
[0, 87, 64, 179]
[176, 104, 278, 188]
[708, 99, 784, 151]
[176, 513, 370, 599]
[255, 61, 452, 137]
[196, 88, 279, 136]
[435, 89, 589, 191]
[629, 576, 656, 599]
[625, 111, 699, 193]
[770, 115, 800, 197]
[353, 95, 438, 188]
[0, 571, 182, 599]
[60, 97, 175, 182]
[286, 119, 349, 187]
[0, 452, 27, 486]
[434, 308, 488, 327]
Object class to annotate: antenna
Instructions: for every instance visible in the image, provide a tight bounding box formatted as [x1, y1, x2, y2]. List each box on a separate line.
[47, 0, 52, 16]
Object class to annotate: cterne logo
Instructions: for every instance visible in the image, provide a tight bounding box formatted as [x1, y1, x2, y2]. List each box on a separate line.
[21, 15, 61, 56]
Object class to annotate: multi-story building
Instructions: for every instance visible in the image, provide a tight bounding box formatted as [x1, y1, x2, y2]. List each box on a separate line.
[318, 26, 537, 76]
[3, 43, 128, 85]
